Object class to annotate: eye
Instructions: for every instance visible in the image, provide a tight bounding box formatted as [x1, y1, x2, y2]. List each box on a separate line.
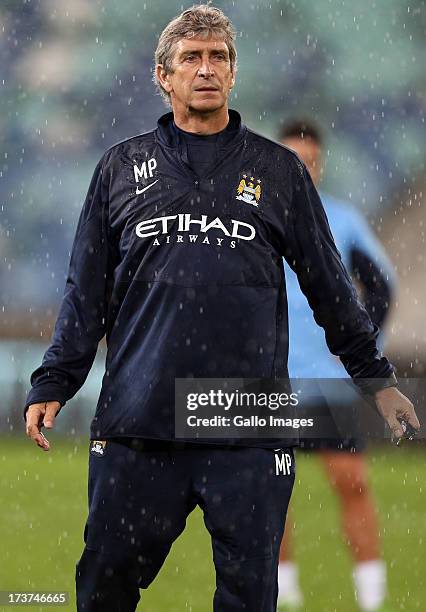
[184, 54, 197, 62]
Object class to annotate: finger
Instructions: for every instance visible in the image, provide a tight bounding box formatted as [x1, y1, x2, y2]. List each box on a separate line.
[43, 401, 60, 428]
[26, 413, 43, 438]
[26, 405, 45, 432]
[26, 422, 41, 438]
[26, 422, 50, 451]
[406, 408, 421, 431]
[386, 416, 404, 440]
[34, 431, 50, 451]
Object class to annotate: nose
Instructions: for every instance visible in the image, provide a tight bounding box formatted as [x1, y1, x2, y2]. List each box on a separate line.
[198, 58, 214, 78]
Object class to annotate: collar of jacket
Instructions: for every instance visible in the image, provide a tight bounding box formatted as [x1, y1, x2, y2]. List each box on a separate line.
[155, 109, 247, 150]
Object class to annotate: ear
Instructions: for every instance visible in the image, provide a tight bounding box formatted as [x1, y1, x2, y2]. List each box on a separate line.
[156, 64, 173, 93]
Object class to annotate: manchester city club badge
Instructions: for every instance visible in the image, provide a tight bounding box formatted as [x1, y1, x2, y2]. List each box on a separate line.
[90, 440, 107, 456]
[236, 174, 262, 206]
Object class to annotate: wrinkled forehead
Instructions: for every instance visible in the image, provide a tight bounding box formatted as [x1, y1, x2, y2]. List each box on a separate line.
[172, 35, 230, 59]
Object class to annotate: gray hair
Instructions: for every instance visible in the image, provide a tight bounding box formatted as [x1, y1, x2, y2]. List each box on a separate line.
[154, 4, 237, 106]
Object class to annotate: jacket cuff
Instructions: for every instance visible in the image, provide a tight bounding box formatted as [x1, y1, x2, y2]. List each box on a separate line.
[355, 372, 398, 395]
[24, 388, 66, 420]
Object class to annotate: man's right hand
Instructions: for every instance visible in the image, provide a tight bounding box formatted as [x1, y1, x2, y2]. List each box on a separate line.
[25, 401, 61, 451]
[374, 386, 420, 443]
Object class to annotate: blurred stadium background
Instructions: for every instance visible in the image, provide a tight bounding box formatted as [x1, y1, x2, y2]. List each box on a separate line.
[0, 1, 425, 610]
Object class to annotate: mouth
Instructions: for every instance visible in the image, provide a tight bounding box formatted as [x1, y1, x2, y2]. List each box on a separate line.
[194, 86, 219, 92]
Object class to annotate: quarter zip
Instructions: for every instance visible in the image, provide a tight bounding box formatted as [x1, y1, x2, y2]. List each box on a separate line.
[154, 110, 248, 186]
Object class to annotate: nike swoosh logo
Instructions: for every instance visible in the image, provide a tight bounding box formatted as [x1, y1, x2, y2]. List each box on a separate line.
[136, 179, 159, 194]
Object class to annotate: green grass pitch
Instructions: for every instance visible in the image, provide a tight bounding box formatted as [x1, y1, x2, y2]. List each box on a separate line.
[1, 437, 425, 611]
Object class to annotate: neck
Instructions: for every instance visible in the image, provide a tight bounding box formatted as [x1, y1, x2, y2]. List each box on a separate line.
[172, 105, 229, 135]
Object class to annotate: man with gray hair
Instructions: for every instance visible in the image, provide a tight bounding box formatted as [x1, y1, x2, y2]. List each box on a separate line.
[24, 5, 419, 611]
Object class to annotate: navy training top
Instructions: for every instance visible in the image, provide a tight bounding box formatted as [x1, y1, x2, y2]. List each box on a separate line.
[25, 111, 396, 445]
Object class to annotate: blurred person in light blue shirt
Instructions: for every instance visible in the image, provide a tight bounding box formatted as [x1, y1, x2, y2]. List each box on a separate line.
[285, 193, 395, 379]
[277, 119, 396, 612]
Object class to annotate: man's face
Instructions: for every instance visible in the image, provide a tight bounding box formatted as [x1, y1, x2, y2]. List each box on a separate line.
[156, 36, 235, 114]
[282, 136, 323, 186]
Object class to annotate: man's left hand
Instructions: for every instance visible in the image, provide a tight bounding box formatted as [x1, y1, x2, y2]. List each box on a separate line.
[374, 386, 420, 443]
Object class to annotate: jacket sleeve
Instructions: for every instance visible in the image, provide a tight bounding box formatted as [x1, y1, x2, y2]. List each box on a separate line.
[282, 159, 396, 393]
[24, 154, 113, 413]
[348, 208, 397, 328]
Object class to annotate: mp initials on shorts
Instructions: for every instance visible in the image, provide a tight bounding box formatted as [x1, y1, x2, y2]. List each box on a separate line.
[274, 450, 293, 475]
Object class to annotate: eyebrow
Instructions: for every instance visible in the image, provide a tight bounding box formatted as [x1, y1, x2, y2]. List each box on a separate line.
[179, 48, 229, 58]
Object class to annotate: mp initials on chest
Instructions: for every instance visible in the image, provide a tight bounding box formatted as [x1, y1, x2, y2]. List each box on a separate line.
[133, 157, 157, 182]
